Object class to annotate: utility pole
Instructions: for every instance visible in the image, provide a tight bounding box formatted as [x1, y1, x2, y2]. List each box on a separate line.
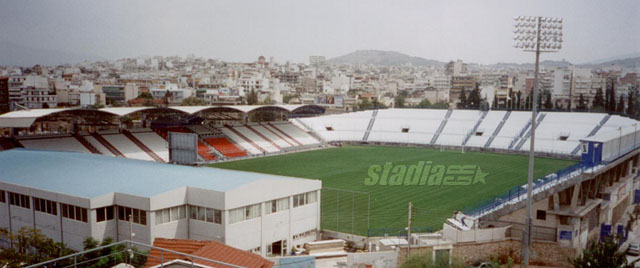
[513, 16, 563, 267]
[407, 202, 413, 257]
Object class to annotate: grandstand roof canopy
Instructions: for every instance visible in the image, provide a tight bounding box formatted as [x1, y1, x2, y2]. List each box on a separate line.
[0, 104, 324, 128]
[0, 149, 313, 198]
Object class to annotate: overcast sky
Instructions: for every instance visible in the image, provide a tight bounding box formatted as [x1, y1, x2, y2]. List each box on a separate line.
[0, 0, 638, 65]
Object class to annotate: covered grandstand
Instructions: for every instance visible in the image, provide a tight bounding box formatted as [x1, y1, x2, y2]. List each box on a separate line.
[0, 105, 325, 163]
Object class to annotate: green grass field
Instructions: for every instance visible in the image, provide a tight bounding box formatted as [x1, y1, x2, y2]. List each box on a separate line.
[209, 145, 576, 236]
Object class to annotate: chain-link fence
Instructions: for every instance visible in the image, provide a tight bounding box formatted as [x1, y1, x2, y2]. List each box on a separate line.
[321, 187, 370, 236]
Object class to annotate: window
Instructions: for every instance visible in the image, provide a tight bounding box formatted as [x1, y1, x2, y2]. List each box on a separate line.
[475, 131, 483, 136]
[536, 210, 547, 221]
[34, 197, 57, 215]
[293, 229, 317, 240]
[9, 192, 30, 209]
[61, 203, 88, 223]
[229, 207, 244, 224]
[155, 205, 188, 225]
[0, 190, 5, 203]
[229, 203, 261, 224]
[293, 191, 317, 208]
[266, 198, 289, 215]
[117, 206, 146, 225]
[96, 206, 115, 222]
[325, 126, 334, 131]
[246, 204, 261, 220]
[401, 128, 410, 133]
[187, 205, 222, 224]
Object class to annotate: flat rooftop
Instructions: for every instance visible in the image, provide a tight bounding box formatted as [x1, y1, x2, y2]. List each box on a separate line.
[0, 149, 307, 198]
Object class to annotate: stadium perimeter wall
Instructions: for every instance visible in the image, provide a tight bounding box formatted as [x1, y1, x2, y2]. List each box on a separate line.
[396, 239, 575, 267]
[332, 141, 578, 160]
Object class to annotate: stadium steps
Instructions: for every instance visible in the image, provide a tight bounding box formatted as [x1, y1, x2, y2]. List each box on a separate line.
[264, 123, 303, 146]
[259, 123, 295, 147]
[292, 119, 326, 143]
[204, 137, 248, 158]
[430, 109, 453, 145]
[198, 138, 224, 159]
[74, 134, 102, 154]
[245, 124, 281, 150]
[508, 113, 535, 149]
[362, 110, 378, 141]
[514, 113, 547, 151]
[484, 111, 511, 148]
[462, 110, 488, 146]
[226, 126, 266, 153]
[90, 133, 125, 157]
[570, 114, 612, 155]
[122, 130, 165, 163]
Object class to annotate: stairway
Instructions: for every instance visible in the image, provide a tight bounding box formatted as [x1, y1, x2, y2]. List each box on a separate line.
[266, 123, 303, 146]
[245, 125, 281, 150]
[514, 113, 546, 150]
[91, 133, 125, 157]
[362, 110, 379, 141]
[74, 134, 101, 154]
[430, 109, 453, 145]
[571, 114, 612, 155]
[122, 130, 165, 162]
[462, 110, 488, 146]
[227, 126, 266, 153]
[260, 123, 295, 147]
[484, 111, 511, 148]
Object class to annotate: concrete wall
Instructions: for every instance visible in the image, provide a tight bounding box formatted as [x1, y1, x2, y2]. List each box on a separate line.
[442, 224, 509, 243]
[348, 251, 398, 268]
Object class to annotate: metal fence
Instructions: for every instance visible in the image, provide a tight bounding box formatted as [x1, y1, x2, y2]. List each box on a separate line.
[321, 187, 370, 236]
[367, 226, 434, 237]
[463, 162, 584, 217]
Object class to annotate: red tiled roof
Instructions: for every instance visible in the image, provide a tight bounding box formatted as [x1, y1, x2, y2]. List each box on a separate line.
[145, 238, 273, 268]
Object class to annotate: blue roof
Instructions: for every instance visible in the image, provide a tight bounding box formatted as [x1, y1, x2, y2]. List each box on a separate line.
[0, 149, 294, 198]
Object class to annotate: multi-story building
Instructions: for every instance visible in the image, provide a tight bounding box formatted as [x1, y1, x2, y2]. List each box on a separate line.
[8, 75, 25, 106]
[23, 76, 57, 109]
[0, 77, 8, 114]
[0, 149, 322, 256]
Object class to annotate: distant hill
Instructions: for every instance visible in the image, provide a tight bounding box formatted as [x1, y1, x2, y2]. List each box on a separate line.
[0, 40, 102, 67]
[487, 60, 573, 69]
[328, 50, 445, 67]
[578, 57, 640, 70]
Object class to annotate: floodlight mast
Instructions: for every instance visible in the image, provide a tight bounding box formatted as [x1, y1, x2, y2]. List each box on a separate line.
[513, 16, 563, 268]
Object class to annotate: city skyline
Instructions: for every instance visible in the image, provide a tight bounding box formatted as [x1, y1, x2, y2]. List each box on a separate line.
[0, 0, 639, 66]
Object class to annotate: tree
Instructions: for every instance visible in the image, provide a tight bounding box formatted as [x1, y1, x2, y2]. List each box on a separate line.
[577, 94, 587, 111]
[492, 93, 498, 110]
[516, 91, 522, 110]
[468, 84, 482, 109]
[570, 236, 634, 268]
[394, 95, 405, 108]
[416, 98, 432, 108]
[137, 92, 153, 99]
[593, 87, 604, 109]
[246, 89, 259, 105]
[0, 227, 74, 267]
[283, 94, 294, 104]
[181, 96, 206, 106]
[606, 78, 617, 112]
[618, 95, 625, 113]
[358, 98, 372, 110]
[544, 92, 553, 110]
[458, 89, 468, 109]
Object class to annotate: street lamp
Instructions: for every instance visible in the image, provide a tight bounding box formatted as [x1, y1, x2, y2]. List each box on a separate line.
[513, 16, 563, 267]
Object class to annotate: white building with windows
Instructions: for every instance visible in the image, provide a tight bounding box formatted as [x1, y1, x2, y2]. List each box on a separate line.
[0, 149, 321, 257]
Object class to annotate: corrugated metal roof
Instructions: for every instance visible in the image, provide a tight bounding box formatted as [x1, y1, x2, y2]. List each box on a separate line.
[145, 238, 274, 268]
[0, 149, 306, 198]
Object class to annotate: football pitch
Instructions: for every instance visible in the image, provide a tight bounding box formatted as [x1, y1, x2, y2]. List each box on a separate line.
[209, 145, 576, 236]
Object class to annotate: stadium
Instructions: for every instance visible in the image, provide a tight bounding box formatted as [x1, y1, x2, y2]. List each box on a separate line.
[1, 105, 640, 264]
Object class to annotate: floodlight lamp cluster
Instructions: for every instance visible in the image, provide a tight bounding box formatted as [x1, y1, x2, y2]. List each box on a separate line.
[513, 16, 563, 52]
